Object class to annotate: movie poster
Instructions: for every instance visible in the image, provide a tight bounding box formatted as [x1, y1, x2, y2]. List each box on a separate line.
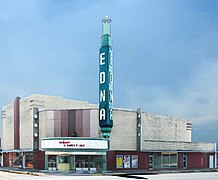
[123, 155, 130, 168]
[116, 155, 123, 168]
[132, 155, 138, 168]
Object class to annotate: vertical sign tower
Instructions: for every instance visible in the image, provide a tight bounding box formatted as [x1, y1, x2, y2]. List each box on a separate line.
[99, 16, 113, 138]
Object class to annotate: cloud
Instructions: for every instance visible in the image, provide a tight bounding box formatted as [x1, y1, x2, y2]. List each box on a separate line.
[193, 120, 218, 143]
[184, 59, 218, 122]
[0, 0, 218, 142]
[123, 58, 218, 127]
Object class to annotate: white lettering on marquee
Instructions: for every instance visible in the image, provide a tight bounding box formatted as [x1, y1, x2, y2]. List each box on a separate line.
[100, 72, 105, 84]
[100, 52, 106, 65]
[41, 139, 108, 150]
[100, 90, 106, 102]
[100, 108, 106, 120]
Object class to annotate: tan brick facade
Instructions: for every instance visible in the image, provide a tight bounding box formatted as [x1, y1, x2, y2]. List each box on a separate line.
[2, 94, 192, 152]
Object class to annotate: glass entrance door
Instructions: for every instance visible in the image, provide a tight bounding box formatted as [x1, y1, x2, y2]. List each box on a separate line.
[48, 155, 57, 170]
[75, 155, 104, 172]
[75, 156, 89, 171]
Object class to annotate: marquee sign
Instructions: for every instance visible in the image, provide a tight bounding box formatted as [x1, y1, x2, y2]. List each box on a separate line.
[41, 139, 108, 150]
[99, 16, 113, 138]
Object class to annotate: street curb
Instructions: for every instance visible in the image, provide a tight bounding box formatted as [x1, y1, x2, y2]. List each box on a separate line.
[1, 168, 218, 176]
[0, 169, 44, 176]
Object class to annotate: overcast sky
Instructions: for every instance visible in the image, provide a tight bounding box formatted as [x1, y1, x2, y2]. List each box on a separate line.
[0, 0, 218, 142]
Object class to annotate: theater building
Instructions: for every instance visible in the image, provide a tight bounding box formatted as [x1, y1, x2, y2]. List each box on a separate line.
[1, 94, 216, 171]
[1, 16, 217, 172]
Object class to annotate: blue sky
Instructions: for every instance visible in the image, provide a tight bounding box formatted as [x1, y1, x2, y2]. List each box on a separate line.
[0, 0, 218, 142]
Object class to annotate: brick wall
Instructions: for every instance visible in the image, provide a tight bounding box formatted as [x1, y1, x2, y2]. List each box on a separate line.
[107, 151, 149, 171]
[187, 153, 209, 169]
[3, 153, 9, 167]
[33, 151, 45, 170]
[110, 110, 137, 150]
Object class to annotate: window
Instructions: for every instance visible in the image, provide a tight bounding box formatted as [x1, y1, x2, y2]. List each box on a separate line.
[153, 153, 161, 169]
[58, 156, 68, 163]
[169, 154, 177, 168]
[153, 153, 177, 169]
[217, 154, 218, 168]
[48, 155, 57, 170]
[161, 153, 177, 168]
[25, 152, 33, 168]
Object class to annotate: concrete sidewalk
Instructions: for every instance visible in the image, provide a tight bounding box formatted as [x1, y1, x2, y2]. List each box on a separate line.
[0, 167, 45, 176]
[0, 166, 218, 177]
[0, 167, 98, 176]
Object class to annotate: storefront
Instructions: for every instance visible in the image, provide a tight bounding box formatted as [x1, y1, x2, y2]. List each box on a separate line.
[2, 150, 45, 169]
[107, 150, 216, 171]
[107, 151, 180, 171]
[41, 137, 108, 172]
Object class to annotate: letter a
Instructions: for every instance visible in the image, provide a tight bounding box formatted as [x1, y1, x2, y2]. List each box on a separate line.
[100, 109, 106, 120]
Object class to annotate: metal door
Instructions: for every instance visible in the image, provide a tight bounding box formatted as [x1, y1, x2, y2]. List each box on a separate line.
[149, 155, 154, 170]
[183, 155, 187, 169]
[209, 155, 214, 168]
